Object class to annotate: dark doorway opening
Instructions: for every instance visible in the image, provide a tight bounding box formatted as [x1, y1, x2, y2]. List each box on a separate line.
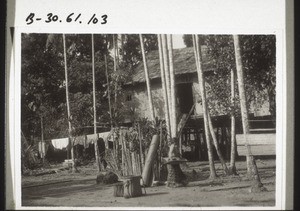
[177, 83, 194, 114]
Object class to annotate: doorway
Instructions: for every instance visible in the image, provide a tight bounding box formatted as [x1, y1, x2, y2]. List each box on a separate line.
[177, 83, 194, 114]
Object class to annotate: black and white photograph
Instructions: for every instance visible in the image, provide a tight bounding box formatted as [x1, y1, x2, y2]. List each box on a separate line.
[5, 0, 293, 210]
[20, 33, 277, 207]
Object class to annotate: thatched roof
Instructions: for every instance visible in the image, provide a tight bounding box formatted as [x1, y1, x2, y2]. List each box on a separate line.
[131, 46, 215, 83]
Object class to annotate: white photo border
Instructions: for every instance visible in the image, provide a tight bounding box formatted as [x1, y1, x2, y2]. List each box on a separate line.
[7, 0, 289, 209]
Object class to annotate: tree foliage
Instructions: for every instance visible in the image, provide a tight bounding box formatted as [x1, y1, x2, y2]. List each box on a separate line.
[21, 33, 158, 142]
[121, 34, 158, 69]
[188, 35, 276, 119]
[21, 33, 66, 141]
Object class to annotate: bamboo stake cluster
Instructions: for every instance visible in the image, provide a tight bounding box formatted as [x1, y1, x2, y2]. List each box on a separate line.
[118, 129, 143, 177]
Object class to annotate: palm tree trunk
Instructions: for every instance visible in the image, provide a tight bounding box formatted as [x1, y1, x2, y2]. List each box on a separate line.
[139, 34, 155, 121]
[62, 34, 76, 172]
[233, 35, 265, 191]
[193, 35, 217, 179]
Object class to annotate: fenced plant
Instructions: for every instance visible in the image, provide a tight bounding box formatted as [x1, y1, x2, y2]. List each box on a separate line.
[104, 118, 168, 177]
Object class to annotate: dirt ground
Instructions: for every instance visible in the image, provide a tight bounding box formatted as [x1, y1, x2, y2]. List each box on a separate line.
[21, 158, 276, 208]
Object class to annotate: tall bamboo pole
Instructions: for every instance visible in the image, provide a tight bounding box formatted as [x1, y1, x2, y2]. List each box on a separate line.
[120, 131, 126, 175]
[157, 34, 171, 143]
[138, 123, 144, 170]
[229, 67, 237, 174]
[139, 34, 155, 121]
[113, 34, 118, 107]
[157, 34, 172, 182]
[161, 35, 172, 137]
[40, 116, 44, 164]
[62, 34, 75, 172]
[120, 34, 124, 59]
[116, 35, 119, 65]
[193, 35, 217, 179]
[167, 35, 177, 138]
[112, 35, 118, 161]
[91, 34, 101, 172]
[104, 54, 116, 159]
[159, 121, 163, 180]
[104, 55, 113, 128]
[233, 35, 264, 189]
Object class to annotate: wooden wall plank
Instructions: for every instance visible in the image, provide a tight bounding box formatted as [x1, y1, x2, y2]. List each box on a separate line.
[236, 133, 276, 146]
[237, 145, 276, 156]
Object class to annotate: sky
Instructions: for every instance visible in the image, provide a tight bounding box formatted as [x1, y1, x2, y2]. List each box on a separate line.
[172, 34, 186, 49]
[110, 34, 186, 57]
